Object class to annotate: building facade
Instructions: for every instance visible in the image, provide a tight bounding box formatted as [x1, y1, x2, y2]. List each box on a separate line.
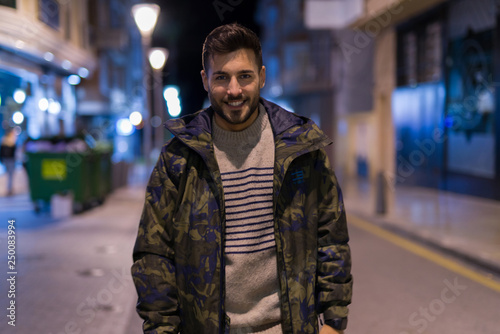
[257, 0, 374, 178]
[80, 0, 146, 161]
[0, 0, 148, 163]
[256, 0, 338, 163]
[342, 0, 500, 200]
[258, 0, 499, 202]
[0, 0, 96, 140]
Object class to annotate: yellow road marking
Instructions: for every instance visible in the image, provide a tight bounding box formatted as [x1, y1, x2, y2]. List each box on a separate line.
[349, 215, 500, 294]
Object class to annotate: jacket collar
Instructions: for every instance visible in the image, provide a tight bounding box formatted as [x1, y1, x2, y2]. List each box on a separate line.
[164, 97, 331, 158]
[164, 98, 316, 137]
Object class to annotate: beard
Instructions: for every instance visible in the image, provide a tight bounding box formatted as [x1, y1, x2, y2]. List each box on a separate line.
[209, 92, 260, 126]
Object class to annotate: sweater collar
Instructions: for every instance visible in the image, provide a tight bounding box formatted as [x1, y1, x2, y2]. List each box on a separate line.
[165, 98, 303, 137]
[211, 104, 269, 148]
[164, 97, 331, 155]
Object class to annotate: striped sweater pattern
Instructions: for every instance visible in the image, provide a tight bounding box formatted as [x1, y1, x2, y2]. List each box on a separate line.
[213, 105, 282, 333]
[223, 166, 274, 255]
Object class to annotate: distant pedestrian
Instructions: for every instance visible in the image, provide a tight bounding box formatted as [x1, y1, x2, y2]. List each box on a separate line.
[0, 128, 18, 196]
[132, 23, 352, 334]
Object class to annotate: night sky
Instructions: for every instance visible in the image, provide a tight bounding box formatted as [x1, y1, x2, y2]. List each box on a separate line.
[149, 0, 261, 116]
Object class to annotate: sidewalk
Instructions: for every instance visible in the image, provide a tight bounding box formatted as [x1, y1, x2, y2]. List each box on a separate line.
[0, 165, 29, 198]
[0, 166, 146, 334]
[342, 177, 500, 275]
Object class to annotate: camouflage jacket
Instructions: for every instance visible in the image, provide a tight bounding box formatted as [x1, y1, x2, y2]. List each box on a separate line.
[132, 98, 352, 334]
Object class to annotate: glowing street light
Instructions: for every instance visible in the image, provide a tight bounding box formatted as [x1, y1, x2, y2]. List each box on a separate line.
[148, 48, 169, 70]
[48, 99, 61, 115]
[129, 111, 143, 126]
[13, 89, 26, 104]
[163, 86, 181, 117]
[132, 3, 161, 169]
[163, 86, 179, 100]
[149, 47, 169, 149]
[12, 111, 24, 124]
[38, 98, 49, 111]
[132, 4, 160, 40]
[78, 67, 89, 78]
[67, 74, 81, 85]
[44, 52, 54, 62]
[116, 118, 135, 136]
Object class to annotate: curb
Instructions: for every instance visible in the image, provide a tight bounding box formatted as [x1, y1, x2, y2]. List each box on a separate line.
[350, 210, 500, 277]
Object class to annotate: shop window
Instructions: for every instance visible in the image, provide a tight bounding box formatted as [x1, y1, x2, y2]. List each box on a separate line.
[39, 0, 60, 30]
[0, 0, 16, 9]
[397, 15, 444, 86]
[422, 22, 443, 83]
[444, 28, 495, 178]
[446, 29, 494, 135]
[402, 32, 417, 86]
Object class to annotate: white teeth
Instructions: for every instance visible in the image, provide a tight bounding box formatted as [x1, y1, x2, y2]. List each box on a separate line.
[228, 101, 243, 106]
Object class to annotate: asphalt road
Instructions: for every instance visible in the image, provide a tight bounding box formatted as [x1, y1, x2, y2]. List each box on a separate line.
[2, 187, 499, 334]
[347, 215, 500, 334]
[0, 187, 144, 334]
[127, 214, 500, 334]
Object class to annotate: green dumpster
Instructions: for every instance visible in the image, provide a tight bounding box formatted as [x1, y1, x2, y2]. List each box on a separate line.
[26, 152, 95, 212]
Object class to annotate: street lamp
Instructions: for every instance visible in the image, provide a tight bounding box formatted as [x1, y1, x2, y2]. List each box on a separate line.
[131, 3, 160, 169]
[149, 48, 169, 70]
[132, 4, 160, 43]
[148, 47, 169, 150]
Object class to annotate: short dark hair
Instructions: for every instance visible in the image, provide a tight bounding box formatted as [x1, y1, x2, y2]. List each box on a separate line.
[202, 23, 262, 72]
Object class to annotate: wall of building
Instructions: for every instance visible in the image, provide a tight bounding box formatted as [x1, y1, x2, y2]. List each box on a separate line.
[373, 28, 396, 181]
[258, 0, 338, 164]
[339, 0, 445, 198]
[334, 23, 396, 184]
[362, 0, 500, 199]
[264, 0, 499, 201]
[0, 1, 96, 139]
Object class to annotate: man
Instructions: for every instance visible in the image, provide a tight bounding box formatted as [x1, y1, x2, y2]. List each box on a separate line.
[132, 23, 352, 334]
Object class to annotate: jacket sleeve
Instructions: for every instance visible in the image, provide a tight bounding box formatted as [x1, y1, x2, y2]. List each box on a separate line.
[316, 150, 353, 323]
[131, 152, 181, 333]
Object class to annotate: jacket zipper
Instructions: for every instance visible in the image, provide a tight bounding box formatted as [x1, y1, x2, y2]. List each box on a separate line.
[217, 173, 227, 334]
[274, 161, 293, 333]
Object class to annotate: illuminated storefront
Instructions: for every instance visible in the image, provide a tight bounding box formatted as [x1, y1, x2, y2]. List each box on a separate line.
[0, 1, 96, 142]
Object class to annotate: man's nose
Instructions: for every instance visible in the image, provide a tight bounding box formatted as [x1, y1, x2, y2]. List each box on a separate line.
[227, 77, 242, 96]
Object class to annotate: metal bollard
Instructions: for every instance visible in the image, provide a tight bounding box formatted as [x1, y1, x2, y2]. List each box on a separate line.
[376, 171, 386, 214]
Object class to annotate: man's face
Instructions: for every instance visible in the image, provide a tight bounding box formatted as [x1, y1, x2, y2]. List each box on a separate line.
[201, 48, 266, 132]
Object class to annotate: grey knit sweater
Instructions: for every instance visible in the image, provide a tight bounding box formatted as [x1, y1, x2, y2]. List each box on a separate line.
[212, 105, 282, 333]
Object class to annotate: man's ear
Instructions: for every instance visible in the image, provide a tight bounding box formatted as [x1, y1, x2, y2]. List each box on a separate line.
[259, 66, 266, 89]
[201, 70, 209, 92]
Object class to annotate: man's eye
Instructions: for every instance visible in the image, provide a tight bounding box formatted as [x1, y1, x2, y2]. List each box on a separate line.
[240, 74, 251, 79]
[215, 75, 226, 80]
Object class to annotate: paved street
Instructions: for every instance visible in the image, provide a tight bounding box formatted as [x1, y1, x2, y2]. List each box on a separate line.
[0, 184, 145, 334]
[1, 170, 500, 333]
[347, 216, 500, 334]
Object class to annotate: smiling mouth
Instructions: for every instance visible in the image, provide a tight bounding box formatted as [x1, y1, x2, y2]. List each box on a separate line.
[226, 100, 245, 108]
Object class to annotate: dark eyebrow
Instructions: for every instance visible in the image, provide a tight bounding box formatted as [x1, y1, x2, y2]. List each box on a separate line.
[212, 70, 255, 76]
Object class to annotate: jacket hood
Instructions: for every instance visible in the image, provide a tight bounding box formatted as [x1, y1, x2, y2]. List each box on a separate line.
[164, 98, 332, 158]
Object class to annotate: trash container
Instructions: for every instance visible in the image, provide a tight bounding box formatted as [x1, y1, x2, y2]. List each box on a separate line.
[26, 152, 94, 213]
